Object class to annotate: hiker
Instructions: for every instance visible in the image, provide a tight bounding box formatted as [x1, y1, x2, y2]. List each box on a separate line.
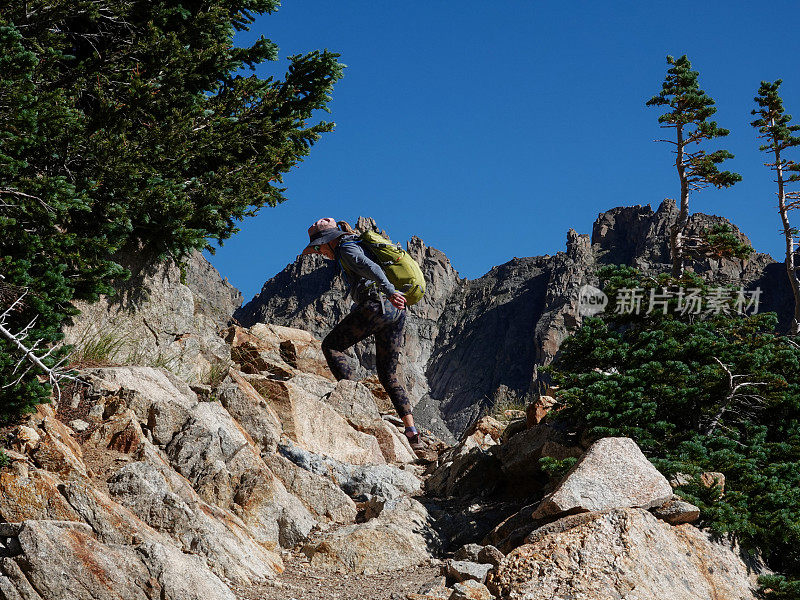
[302, 217, 424, 451]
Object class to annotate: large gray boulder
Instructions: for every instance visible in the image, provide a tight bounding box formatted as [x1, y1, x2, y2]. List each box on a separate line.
[107, 458, 282, 584]
[0, 520, 237, 600]
[85, 366, 199, 446]
[263, 453, 358, 524]
[445, 560, 492, 584]
[488, 508, 757, 600]
[321, 380, 416, 463]
[278, 440, 420, 502]
[253, 377, 386, 465]
[532, 437, 673, 519]
[301, 497, 440, 574]
[216, 369, 284, 454]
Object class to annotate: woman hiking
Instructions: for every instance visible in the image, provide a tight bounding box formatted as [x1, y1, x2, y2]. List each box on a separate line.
[301, 217, 424, 452]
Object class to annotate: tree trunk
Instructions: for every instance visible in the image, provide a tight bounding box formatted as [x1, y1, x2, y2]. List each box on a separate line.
[774, 123, 800, 335]
[671, 124, 689, 277]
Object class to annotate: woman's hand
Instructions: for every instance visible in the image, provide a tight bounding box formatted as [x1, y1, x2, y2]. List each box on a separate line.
[388, 292, 407, 309]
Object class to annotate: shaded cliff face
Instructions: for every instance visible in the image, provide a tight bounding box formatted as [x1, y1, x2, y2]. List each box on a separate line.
[235, 201, 794, 436]
[592, 201, 792, 329]
[64, 250, 242, 382]
[425, 231, 598, 434]
[185, 251, 244, 325]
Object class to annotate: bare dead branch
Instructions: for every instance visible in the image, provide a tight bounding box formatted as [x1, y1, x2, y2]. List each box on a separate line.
[705, 357, 769, 436]
[0, 188, 55, 213]
[0, 293, 85, 400]
[784, 337, 800, 351]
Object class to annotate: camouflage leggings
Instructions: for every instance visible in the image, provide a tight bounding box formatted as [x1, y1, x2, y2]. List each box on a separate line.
[321, 297, 413, 418]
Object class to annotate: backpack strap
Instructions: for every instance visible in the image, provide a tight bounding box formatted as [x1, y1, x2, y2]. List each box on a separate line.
[336, 239, 361, 276]
[336, 238, 382, 296]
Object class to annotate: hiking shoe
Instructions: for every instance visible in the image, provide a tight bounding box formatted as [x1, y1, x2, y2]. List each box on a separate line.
[407, 434, 425, 451]
[407, 435, 436, 462]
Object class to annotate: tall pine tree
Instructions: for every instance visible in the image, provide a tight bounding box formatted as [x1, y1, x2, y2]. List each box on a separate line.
[0, 0, 344, 419]
[647, 55, 741, 277]
[751, 80, 800, 335]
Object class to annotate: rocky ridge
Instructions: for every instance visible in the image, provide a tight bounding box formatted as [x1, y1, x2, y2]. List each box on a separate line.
[235, 201, 794, 436]
[1, 203, 778, 598]
[3, 295, 763, 599]
[1, 320, 436, 600]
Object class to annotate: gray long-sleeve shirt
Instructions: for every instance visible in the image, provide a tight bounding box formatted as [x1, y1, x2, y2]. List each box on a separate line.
[334, 235, 397, 303]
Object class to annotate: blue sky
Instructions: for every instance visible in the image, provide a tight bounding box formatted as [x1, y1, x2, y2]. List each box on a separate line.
[206, 1, 800, 301]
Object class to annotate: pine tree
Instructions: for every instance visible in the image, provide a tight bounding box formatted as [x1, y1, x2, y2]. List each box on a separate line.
[0, 21, 107, 418]
[545, 265, 800, 597]
[751, 80, 800, 335]
[647, 55, 742, 277]
[0, 0, 344, 420]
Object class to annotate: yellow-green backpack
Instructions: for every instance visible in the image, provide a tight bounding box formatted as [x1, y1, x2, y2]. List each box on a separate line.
[354, 230, 426, 306]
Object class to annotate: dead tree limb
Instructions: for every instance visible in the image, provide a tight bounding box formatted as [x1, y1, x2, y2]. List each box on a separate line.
[0, 292, 83, 400]
[705, 356, 768, 436]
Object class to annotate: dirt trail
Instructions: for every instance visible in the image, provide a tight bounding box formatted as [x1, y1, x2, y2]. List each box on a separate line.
[233, 550, 441, 600]
[234, 446, 448, 600]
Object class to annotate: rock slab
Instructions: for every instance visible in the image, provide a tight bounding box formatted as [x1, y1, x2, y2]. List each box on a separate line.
[488, 508, 757, 600]
[450, 580, 494, 600]
[301, 497, 439, 574]
[1, 520, 237, 600]
[652, 496, 701, 525]
[532, 437, 672, 519]
[445, 560, 492, 584]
